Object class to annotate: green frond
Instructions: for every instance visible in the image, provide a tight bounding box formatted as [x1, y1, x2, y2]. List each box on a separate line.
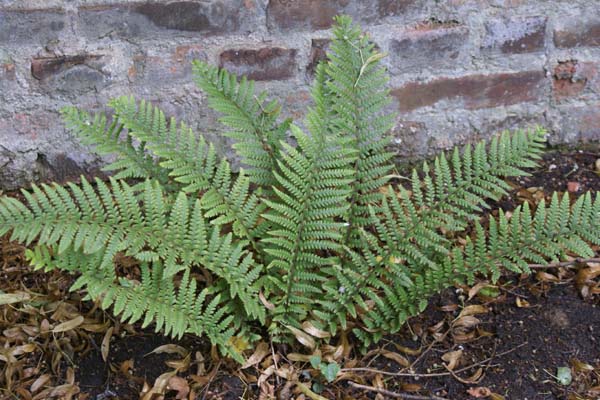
[0, 179, 265, 326]
[61, 106, 172, 189]
[192, 60, 291, 188]
[261, 123, 355, 332]
[326, 15, 395, 244]
[107, 96, 267, 249]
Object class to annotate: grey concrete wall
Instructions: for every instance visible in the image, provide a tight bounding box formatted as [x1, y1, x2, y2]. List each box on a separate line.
[0, 0, 599, 189]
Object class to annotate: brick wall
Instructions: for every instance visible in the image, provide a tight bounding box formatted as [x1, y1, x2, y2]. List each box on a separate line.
[0, 0, 599, 189]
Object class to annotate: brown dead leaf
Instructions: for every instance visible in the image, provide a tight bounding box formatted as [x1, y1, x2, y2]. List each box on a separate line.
[302, 321, 331, 338]
[52, 315, 84, 333]
[393, 344, 421, 356]
[459, 305, 488, 318]
[0, 291, 31, 305]
[401, 383, 422, 392]
[167, 376, 189, 399]
[536, 271, 559, 283]
[468, 282, 490, 300]
[141, 371, 176, 400]
[30, 374, 51, 393]
[453, 316, 480, 328]
[515, 297, 531, 308]
[165, 353, 191, 372]
[286, 325, 316, 350]
[259, 291, 275, 310]
[381, 350, 410, 367]
[242, 342, 270, 369]
[101, 327, 113, 362]
[147, 344, 189, 358]
[442, 350, 463, 371]
[467, 386, 492, 398]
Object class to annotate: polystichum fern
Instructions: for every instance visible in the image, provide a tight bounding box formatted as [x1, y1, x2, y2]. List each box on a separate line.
[0, 16, 598, 362]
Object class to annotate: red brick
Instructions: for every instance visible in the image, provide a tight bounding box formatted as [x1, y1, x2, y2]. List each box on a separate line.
[552, 60, 598, 100]
[483, 16, 546, 54]
[219, 47, 297, 81]
[267, 0, 346, 32]
[389, 22, 469, 72]
[392, 71, 547, 112]
[554, 21, 600, 48]
[130, 45, 206, 86]
[31, 54, 103, 80]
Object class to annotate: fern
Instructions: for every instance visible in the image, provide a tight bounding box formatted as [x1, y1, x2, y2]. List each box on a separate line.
[0, 15, 598, 363]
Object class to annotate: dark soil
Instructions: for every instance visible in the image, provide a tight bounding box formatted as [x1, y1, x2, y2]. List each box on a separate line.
[1, 146, 599, 400]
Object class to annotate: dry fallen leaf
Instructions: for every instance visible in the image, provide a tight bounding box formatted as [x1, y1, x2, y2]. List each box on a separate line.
[30, 374, 51, 393]
[459, 305, 488, 318]
[101, 327, 113, 362]
[286, 325, 316, 350]
[147, 344, 189, 358]
[442, 350, 463, 371]
[467, 386, 492, 398]
[302, 321, 331, 338]
[52, 315, 84, 333]
[515, 297, 531, 308]
[167, 376, 190, 399]
[242, 342, 270, 369]
[381, 350, 410, 367]
[0, 291, 31, 305]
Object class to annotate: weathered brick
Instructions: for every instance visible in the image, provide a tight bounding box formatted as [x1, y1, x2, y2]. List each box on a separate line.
[557, 104, 600, 143]
[267, 0, 346, 32]
[219, 47, 297, 81]
[129, 45, 206, 86]
[267, 0, 416, 32]
[392, 71, 547, 112]
[307, 39, 330, 76]
[0, 8, 67, 44]
[31, 54, 102, 80]
[554, 21, 600, 48]
[78, 1, 259, 39]
[552, 60, 598, 100]
[390, 21, 469, 73]
[31, 54, 109, 95]
[483, 16, 546, 54]
[377, 0, 416, 17]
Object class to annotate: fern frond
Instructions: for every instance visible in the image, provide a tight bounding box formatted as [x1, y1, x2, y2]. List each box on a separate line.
[61, 106, 172, 189]
[354, 192, 599, 346]
[107, 96, 267, 248]
[192, 61, 291, 187]
[0, 178, 265, 325]
[261, 123, 355, 333]
[326, 15, 395, 244]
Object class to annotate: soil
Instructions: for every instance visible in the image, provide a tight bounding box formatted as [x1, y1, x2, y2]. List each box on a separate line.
[1, 147, 599, 400]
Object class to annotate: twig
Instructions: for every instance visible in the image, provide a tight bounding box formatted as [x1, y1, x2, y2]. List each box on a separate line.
[341, 341, 527, 378]
[347, 381, 449, 400]
[200, 360, 222, 400]
[528, 257, 600, 269]
[408, 326, 450, 371]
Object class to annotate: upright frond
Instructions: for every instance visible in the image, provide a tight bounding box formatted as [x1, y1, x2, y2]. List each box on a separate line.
[193, 61, 291, 188]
